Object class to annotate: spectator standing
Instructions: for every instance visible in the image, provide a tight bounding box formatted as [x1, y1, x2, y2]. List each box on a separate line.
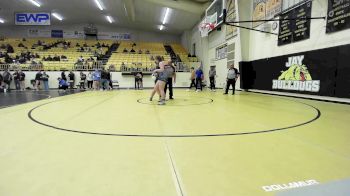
[87, 71, 93, 89]
[34, 71, 42, 91]
[92, 69, 101, 90]
[195, 66, 204, 92]
[224, 65, 240, 95]
[187, 67, 196, 91]
[61, 71, 67, 81]
[79, 72, 86, 90]
[68, 71, 75, 89]
[13, 70, 20, 90]
[107, 70, 113, 90]
[19, 70, 26, 91]
[100, 68, 109, 90]
[209, 66, 217, 91]
[41, 72, 50, 90]
[2, 69, 12, 92]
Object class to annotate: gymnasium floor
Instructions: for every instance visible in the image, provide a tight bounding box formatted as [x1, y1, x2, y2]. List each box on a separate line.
[0, 89, 349, 196]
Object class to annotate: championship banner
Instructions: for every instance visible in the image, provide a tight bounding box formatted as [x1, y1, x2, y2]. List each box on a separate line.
[326, 0, 350, 33]
[278, 2, 312, 46]
[239, 44, 350, 98]
[98, 32, 131, 40]
[15, 13, 51, 26]
[252, 0, 266, 27]
[266, 0, 282, 19]
[63, 31, 85, 39]
[225, 0, 238, 39]
[27, 29, 51, 38]
[51, 30, 63, 38]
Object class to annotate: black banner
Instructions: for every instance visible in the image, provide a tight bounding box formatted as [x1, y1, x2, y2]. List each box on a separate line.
[326, 0, 350, 33]
[239, 44, 350, 98]
[278, 2, 312, 46]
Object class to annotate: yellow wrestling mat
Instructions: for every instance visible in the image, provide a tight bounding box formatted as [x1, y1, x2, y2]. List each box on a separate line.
[0, 90, 349, 196]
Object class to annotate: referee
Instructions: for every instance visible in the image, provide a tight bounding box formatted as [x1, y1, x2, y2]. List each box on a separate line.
[224, 64, 240, 95]
[164, 62, 176, 99]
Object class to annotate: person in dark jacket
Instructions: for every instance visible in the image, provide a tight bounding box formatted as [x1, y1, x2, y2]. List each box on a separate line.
[13, 71, 21, 90]
[34, 71, 42, 91]
[19, 70, 26, 91]
[61, 71, 67, 81]
[41, 72, 50, 90]
[2, 69, 12, 92]
[68, 71, 75, 89]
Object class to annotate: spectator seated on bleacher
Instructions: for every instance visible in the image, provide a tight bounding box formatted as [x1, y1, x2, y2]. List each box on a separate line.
[18, 43, 25, 47]
[96, 42, 101, 48]
[138, 49, 142, 54]
[145, 49, 150, 54]
[130, 48, 136, 53]
[109, 65, 116, 71]
[123, 48, 128, 53]
[188, 53, 191, 57]
[45, 55, 53, 61]
[61, 55, 67, 60]
[76, 43, 80, 47]
[77, 56, 84, 63]
[87, 56, 94, 62]
[83, 43, 88, 47]
[53, 55, 60, 61]
[6, 44, 14, 53]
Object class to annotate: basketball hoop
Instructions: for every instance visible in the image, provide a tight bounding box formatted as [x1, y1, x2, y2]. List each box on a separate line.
[199, 22, 215, 37]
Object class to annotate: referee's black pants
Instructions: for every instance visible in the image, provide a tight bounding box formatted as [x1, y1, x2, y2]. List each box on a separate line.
[225, 79, 236, 94]
[164, 78, 173, 99]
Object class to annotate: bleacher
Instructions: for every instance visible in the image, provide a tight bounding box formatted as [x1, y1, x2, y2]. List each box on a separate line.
[171, 43, 198, 62]
[0, 38, 198, 72]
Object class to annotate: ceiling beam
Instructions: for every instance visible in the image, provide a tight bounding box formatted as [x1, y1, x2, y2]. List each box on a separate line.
[138, 0, 210, 15]
[122, 0, 136, 22]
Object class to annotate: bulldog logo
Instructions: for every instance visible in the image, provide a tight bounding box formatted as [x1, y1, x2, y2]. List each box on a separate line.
[273, 55, 320, 92]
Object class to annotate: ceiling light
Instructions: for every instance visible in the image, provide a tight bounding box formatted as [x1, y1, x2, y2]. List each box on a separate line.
[0, 18, 4, 23]
[52, 13, 63, 21]
[27, 0, 41, 7]
[124, 4, 128, 17]
[94, 0, 104, 11]
[159, 25, 165, 31]
[162, 8, 171, 24]
[106, 16, 113, 23]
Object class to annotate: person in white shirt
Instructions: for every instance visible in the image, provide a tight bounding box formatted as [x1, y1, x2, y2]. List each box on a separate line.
[224, 65, 240, 95]
[87, 71, 93, 89]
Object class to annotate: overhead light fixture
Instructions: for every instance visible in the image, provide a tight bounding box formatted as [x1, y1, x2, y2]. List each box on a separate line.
[0, 18, 4, 23]
[106, 16, 113, 23]
[52, 13, 63, 21]
[94, 0, 104, 11]
[159, 25, 165, 31]
[124, 4, 128, 17]
[162, 8, 171, 24]
[27, 0, 41, 7]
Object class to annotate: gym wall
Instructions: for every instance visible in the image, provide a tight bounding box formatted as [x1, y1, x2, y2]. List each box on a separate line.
[0, 24, 181, 43]
[0, 71, 191, 90]
[240, 44, 350, 98]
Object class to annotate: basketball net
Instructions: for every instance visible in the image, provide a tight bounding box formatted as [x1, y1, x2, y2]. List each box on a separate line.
[199, 22, 215, 37]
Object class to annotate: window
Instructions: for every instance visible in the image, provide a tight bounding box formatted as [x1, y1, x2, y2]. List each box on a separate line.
[282, 0, 308, 11]
[216, 44, 227, 60]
